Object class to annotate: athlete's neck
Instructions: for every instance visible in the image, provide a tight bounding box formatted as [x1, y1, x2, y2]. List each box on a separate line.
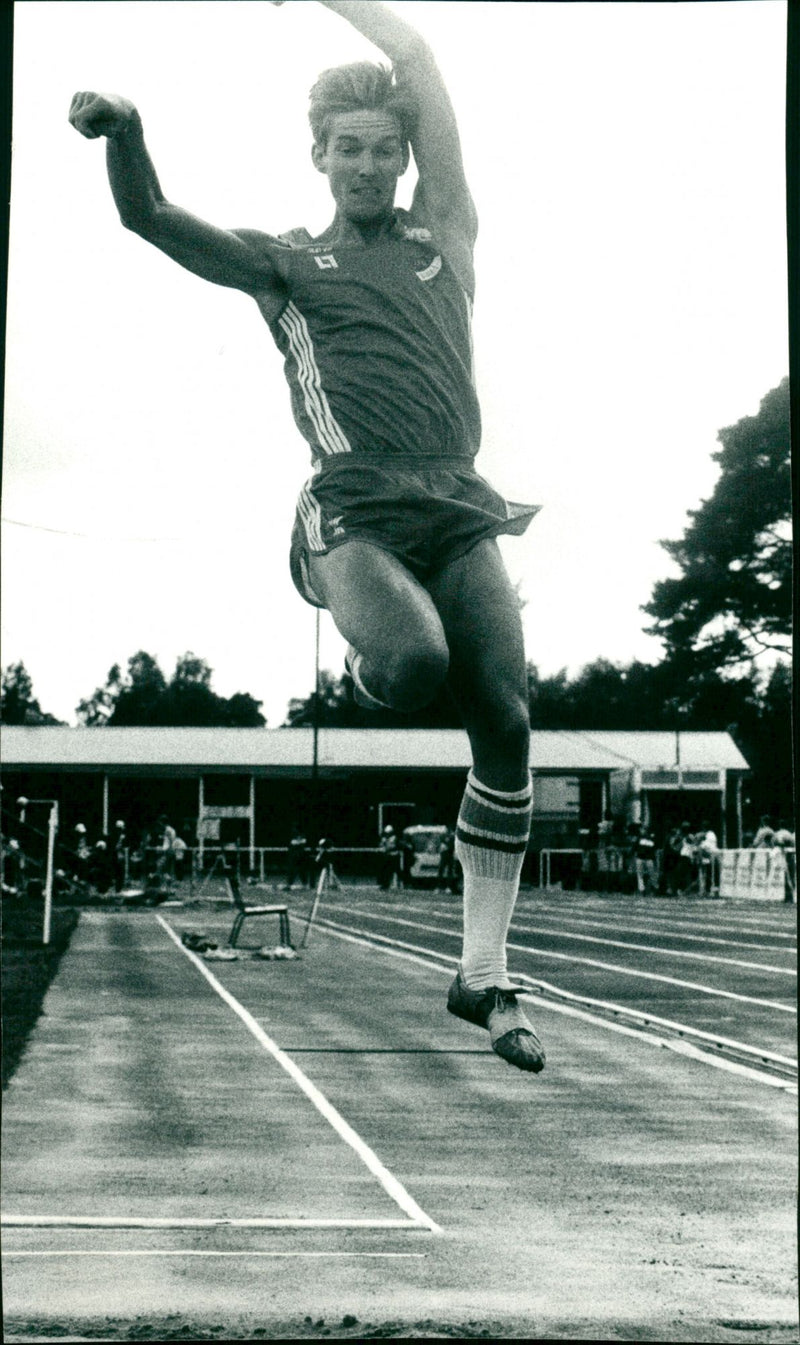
[321, 211, 396, 246]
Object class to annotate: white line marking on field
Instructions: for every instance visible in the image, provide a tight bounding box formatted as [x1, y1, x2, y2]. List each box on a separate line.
[1, 1216, 426, 1230]
[324, 903, 796, 1013]
[155, 914, 442, 1235]
[308, 921, 797, 1091]
[1, 1250, 427, 1258]
[346, 897, 796, 972]
[364, 896, 798, 953]
[518, 975, 798, 1070]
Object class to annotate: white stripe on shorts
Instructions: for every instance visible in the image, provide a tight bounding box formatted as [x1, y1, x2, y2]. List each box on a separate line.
[297, 485, 325, 553]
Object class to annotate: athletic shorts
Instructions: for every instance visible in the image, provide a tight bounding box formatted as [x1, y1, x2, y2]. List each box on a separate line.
[290, 454, 540, 608]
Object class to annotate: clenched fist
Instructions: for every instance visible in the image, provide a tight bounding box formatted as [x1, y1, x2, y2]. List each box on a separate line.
[69, 91, 137, 140]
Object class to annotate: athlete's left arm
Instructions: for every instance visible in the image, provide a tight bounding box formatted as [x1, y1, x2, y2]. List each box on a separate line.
[311, 0, 479, 295]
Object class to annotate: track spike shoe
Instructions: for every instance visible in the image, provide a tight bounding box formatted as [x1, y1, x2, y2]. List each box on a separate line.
[447, 967, 546, 1073]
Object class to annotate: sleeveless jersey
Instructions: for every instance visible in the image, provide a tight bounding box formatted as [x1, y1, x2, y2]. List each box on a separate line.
[262, 210, 481, 464]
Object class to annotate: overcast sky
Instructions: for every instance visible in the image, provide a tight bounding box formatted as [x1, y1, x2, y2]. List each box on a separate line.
[1, 1, 789, 727]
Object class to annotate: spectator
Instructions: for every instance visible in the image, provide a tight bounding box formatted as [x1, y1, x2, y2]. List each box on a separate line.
[378, 825, 400, 891]
[157, 814, 177, 882]
[634, 826, 657, 895]
[88, 838, 112, 894]
[596, 813, 614, 847]
[73, 823, 90, 886]
[172, 833, 188, 883]
[313, 837, 336, 887]
[697, 821, 718, 896]
[2, 837, 22, 895]
[284, 829, 312, 891]
[437, 827, 457, 893]
[752, 815, 776, 848]
[676, 823, 696, 895]
[773, 820, 796, 904]
[661, 825, 683, 897]
[113, 819, 128, 892]
[399, 832, 416, 889]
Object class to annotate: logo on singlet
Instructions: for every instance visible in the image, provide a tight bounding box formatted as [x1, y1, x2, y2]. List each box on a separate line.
[314, 254, 338, 270]
[416, 255, 442, 283]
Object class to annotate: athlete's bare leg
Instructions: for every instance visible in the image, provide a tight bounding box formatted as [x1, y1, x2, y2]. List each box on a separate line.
[427, 540, 543, 1068]
[427, 538, 530, 792]
[306, 541, 449, 712]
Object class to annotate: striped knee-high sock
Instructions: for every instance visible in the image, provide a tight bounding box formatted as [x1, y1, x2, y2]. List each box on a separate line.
[455, 770, 533, 991]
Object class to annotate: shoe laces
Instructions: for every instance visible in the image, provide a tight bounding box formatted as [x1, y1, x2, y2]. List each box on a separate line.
[488, 986, 521, 1015]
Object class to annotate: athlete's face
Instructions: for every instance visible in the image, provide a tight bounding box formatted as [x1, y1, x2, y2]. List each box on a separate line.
[313, 110, 409, 223]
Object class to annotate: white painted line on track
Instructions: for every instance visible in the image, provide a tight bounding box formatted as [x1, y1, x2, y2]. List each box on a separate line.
[155, 914, 442, 1235]
[517, 976, 798, 1070]
[347, 899, 795, 972]
[322, 904, 797, 1013]
[306, 921, 797, 1091]
[2, 1250, 427, 1258]
[529, 999, 798, 1094]
[1, 1215, 427, 1230]
[365, 896, 797, 951]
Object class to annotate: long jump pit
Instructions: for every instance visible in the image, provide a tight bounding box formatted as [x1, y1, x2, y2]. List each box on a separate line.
[2, 905, 798, 1343]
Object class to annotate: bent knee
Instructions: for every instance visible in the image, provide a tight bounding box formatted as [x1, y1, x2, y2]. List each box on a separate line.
[382, 640, 449, 712]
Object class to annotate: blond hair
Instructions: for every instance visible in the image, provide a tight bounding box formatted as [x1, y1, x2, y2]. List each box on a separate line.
[309, 61, 416, 148]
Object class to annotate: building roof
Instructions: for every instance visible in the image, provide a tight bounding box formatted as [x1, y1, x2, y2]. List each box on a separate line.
[0, 726, 750, 772]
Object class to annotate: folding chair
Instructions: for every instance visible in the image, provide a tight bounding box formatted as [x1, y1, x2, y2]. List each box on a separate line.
[225, 869, 291, 948]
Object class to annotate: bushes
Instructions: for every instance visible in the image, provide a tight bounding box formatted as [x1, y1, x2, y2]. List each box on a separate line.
[1, 899, 79, 1088]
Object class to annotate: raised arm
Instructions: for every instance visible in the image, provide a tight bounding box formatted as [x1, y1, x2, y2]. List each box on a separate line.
[68, 92, 284, 306]
[315, 1, 478, 291]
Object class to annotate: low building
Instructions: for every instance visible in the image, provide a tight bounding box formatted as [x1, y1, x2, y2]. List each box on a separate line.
[1, 726, 750, 865]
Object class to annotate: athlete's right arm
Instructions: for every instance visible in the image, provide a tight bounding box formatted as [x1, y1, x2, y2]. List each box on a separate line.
[68, 92, 284, 305]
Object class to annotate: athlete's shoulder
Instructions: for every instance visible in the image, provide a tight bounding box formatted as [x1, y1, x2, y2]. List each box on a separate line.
[393, 208, 436, 245]
[276, 226, 315, 249]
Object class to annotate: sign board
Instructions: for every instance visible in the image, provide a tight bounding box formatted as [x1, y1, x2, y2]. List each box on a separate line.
[717, 849, 791, 901]
[198, 818, 220, 840]
[201, 806, 251, 819]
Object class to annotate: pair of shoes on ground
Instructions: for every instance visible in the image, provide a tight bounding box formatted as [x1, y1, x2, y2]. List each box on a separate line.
[181, 931, 238, 960]
[447, 967, 546, 1074]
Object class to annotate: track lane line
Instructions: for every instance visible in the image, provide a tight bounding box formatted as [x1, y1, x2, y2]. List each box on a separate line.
[318, 903, 796, 1013]
[1, 1250, 428, 1258]
[302, 919, 797, 1090]
[329, 898, 795, 972]
[155, 914, 442, 1235]
[1, 1216, 429, 1230]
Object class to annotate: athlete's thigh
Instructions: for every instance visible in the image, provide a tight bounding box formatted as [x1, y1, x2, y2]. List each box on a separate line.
[307, 540, 445, 660]
[427, 539, 529, 715]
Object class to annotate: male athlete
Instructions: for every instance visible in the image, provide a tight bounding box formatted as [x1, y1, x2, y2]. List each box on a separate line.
[69, 0, 545, 1073]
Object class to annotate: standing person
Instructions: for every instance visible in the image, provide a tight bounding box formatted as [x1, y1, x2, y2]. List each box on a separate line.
[437, 826, 457, 893]
[172, 833, 188, 883]
[772, 820, 796, 904]
[676, 823, 696, 895]
[157, 815, 177, 884]
[697, 821, 718, 897]
[72, 824, 90, 887]
[399, 832, 416, 890]
[377, 825, 400, 891]
[634, 826, 657, 896]
[752, 815, 776, 848]
[284, 828, 312, 891]
[113, 819, 128, 893]
[661, 824, 683, 897]
[68, 0, 544, 1073]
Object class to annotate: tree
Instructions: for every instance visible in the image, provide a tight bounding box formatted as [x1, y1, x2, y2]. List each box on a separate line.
[283, 668, 461, 728]
[643, 378, 791, 673]
[76, 651, 266, 727]
[1, 662, 64, 725]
